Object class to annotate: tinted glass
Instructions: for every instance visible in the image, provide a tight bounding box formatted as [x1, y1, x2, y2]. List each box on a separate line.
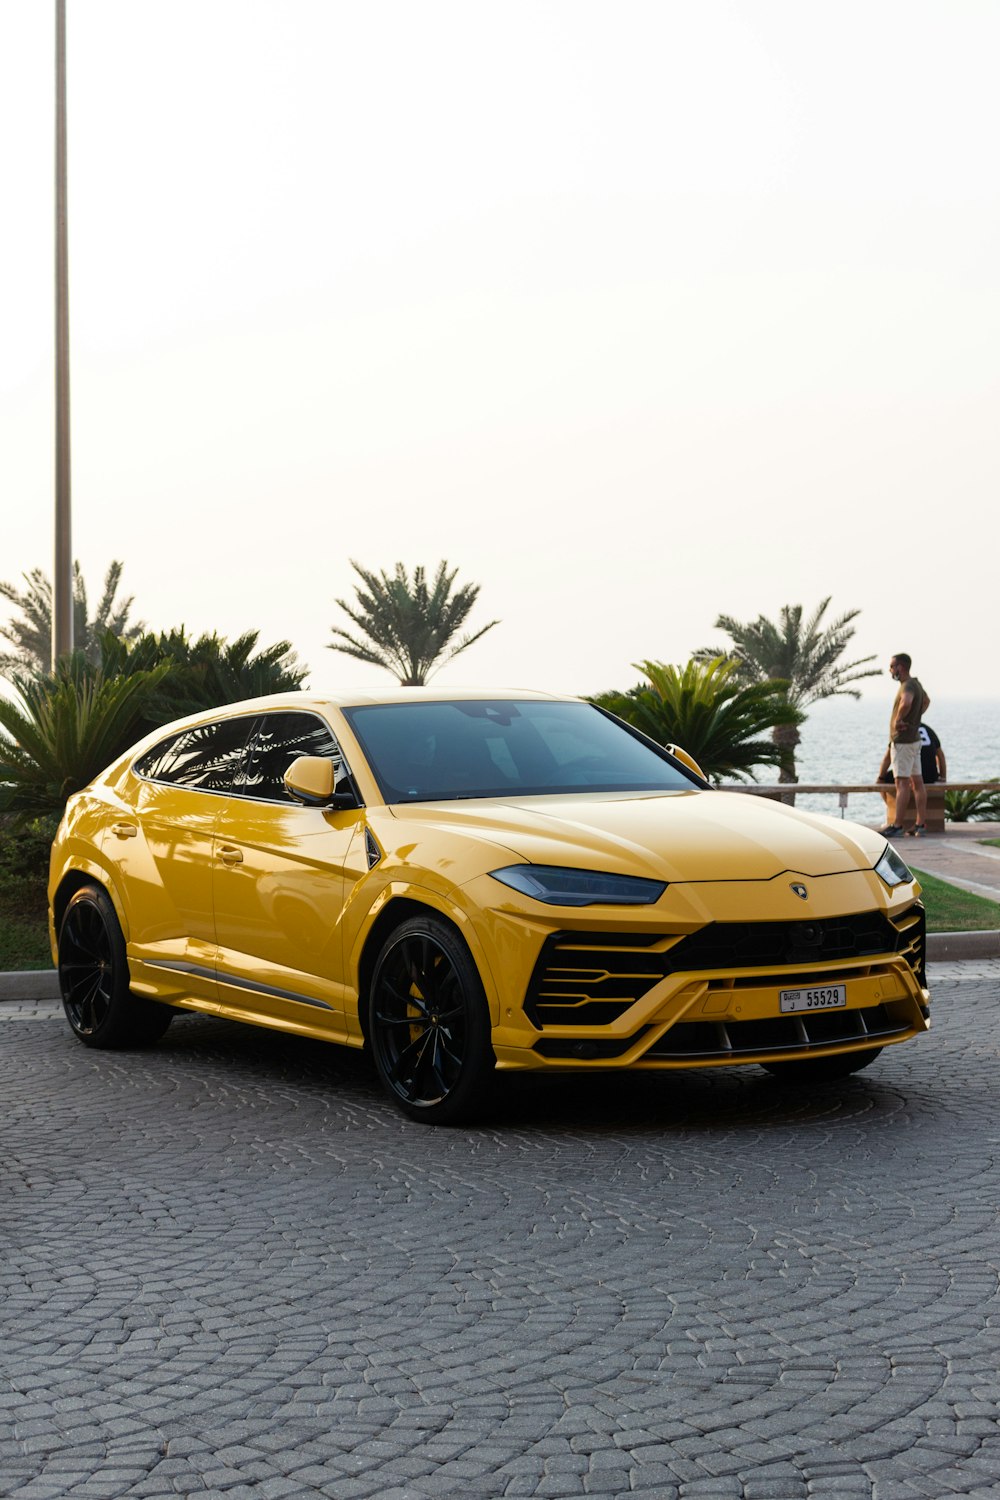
[137, 716, 255, 792]
[238, 712, 342, 803]
[134, 732, 183, 782]
[343, 700, 697, 803]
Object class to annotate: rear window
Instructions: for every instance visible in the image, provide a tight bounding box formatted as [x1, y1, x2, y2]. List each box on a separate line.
[134, 716, 256, 793]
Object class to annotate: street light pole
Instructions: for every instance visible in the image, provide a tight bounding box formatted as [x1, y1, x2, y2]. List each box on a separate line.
[53, 0, 73, 667]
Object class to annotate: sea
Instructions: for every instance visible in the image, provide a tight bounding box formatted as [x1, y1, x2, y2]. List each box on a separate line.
[756, 697, 1000, 826]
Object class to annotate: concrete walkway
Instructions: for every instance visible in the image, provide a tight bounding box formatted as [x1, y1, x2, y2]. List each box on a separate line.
[878, 820, 1000, 903]
[865, 821, 1000, 959]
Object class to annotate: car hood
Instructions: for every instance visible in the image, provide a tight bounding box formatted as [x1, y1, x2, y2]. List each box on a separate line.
[389, 789, 889, 884]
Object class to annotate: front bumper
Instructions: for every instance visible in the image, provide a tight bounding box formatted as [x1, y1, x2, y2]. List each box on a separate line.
[480, 886, 929, 1072]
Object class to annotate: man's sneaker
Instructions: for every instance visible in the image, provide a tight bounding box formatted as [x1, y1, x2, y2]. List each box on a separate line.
[906, 824, 926, 838]
[880, 824, 904, 837]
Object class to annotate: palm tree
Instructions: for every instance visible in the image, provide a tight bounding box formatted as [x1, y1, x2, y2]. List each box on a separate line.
[694, 598, 879, 783]
[0, 656, 170, 815]
[0, 560, 144, 675]
[328, 561, 498, 685]
[593, 657, 803, 784]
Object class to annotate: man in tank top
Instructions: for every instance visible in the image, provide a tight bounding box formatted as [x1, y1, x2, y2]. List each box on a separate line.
[881, 653, 931, 837]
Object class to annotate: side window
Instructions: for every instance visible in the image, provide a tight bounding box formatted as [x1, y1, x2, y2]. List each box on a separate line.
[238, 712, 343, 803]
[134, 732, 183, 782]
[135, 716, 255, 793]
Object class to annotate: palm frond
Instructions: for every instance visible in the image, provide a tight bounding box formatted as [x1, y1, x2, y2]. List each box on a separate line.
[0, 559, 145, 674]
[944, 782, 1000, 822]
[0, 663, 171, 814]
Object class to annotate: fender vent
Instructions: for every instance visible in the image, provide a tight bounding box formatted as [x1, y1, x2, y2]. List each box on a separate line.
[365, 829, 382, 869]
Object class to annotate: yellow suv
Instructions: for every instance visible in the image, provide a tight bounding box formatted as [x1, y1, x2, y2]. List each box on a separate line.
[49, 689, 929, 1123]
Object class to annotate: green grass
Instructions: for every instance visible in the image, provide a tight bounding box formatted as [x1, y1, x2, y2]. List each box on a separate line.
[911, 867, 1000, 932]
[978, 838, 1000, 849]
[0, 816, 55, 970]
[0, 903, 52, 970]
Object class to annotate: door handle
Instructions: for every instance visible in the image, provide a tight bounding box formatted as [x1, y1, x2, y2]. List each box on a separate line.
[111, 823, 138, 839]
[218, 844, 244, 866]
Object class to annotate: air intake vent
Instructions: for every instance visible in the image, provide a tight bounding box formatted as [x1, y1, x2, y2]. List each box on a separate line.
[888, 901, 925, 985]
[524, 934, 667, 1028]
[644, 1004, 911, 1061]
[364, 829, 382, 869]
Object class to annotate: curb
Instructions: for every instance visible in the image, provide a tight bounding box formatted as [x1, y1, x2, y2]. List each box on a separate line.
[0, 969, 61, 1000]
[926, 929, 1000, 961]
[1, 931, 998, 1003]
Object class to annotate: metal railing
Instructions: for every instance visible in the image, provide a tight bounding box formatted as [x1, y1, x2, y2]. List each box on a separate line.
[717, 781, 997, 823]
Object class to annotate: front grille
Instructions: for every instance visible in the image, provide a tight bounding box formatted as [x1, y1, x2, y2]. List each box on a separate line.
[645, 1003, 910, 1060]
[663, 911, 905, 971]
[523, 904, 925, 1029]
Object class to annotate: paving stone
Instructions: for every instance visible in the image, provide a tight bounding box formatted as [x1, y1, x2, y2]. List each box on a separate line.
[742, 1480, 808, 1499]
[3, 968, 1000, 1498]
[582, 1473, 628, 1493]
[629, 1470, 679, 1494]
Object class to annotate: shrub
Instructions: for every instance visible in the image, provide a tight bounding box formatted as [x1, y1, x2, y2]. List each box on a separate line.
[0, 628, 306, 818]
[0, 813, 58, 917]
[593, 657, 803, 784]
[0, 658, 169, 815]
[945, 781, 1000, 822]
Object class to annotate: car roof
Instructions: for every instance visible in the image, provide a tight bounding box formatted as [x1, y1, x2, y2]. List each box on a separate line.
[181, 686, 578, 717]
[316, 686, 576, 708]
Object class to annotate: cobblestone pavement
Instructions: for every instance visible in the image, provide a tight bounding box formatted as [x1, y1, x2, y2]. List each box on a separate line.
[2, 963, 999, 1500]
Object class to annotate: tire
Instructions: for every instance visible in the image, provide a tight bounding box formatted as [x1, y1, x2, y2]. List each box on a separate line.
[761, 1046, 883, 1085]
[58, 884, 173, 1049]
[367, 915, 495, 1124]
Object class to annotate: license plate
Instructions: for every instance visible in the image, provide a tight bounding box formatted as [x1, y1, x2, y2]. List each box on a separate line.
[779, 984, 847, 1013]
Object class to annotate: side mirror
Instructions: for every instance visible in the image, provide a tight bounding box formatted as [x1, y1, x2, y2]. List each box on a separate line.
[284, 755, 357, 809]
[666, 743, 708, 782]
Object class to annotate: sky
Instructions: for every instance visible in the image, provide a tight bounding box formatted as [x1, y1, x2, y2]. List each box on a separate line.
[1, 1, 997, 703]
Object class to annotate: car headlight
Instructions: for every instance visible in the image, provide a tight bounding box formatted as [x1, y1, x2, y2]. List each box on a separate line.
[875, 842, 914, 888]
[489, 864, 667, 906]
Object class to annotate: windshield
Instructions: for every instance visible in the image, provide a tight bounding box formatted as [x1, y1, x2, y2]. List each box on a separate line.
[342, 699, 699, 803]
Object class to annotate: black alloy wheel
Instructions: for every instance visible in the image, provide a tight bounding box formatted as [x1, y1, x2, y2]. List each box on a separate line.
[761, 1045, 883, 1084]
[368, 915, 494, 1124]
[58, 884, 172, 1048]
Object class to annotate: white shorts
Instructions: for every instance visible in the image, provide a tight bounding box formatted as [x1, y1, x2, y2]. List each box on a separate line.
[890, 741, 923, 780]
